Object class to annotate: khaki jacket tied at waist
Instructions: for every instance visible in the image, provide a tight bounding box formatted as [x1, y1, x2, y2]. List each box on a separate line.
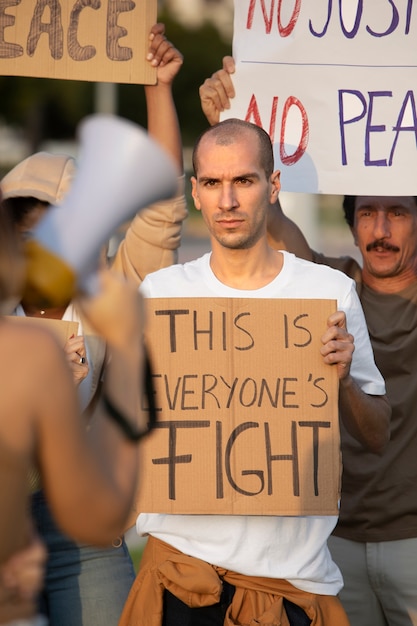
[118, 535, 350, 626]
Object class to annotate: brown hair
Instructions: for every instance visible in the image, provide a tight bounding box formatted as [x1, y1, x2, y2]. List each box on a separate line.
[0, 203, 24, 309]
[343, 195, 417, 227]
[2, 196, 48, 228]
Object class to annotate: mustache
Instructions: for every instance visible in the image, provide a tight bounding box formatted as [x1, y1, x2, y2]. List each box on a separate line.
[366, 239, 400, 253]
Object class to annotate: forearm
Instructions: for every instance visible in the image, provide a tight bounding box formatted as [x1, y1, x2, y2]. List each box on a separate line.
[111, 177, 187, 286]
[339, 374, 391, 454]
[102, 342, 145, 434]
[42, 275, 146, 545]
[145, 83, 183, 173]
[266, 200, 313, 260]
[79, 343, 145, 543]
[111, 83, 187, 285]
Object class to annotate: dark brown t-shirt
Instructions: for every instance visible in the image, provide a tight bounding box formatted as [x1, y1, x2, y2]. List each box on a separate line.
[313, 251, 417, 542]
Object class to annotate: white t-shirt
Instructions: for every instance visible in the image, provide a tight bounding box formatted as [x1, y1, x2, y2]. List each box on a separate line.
[138, 251, 385, 595]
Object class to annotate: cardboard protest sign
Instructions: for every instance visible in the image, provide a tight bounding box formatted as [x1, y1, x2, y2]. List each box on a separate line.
[0, 0, 157, 84]
[227, 1, 417, 195]
[5, 316, 78, 346]
[137, 297, 340, 516]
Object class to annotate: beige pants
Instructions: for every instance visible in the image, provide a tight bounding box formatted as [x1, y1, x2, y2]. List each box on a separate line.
[329, 535, 417, 626]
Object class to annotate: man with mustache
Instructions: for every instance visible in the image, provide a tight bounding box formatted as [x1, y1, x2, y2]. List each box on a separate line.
[199, 59, 417, 624]
[311, 195, 417, 626]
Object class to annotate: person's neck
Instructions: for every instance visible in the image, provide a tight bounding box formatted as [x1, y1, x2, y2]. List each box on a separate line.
[362, 268, 417, 294]
[209, 243, 283, 290]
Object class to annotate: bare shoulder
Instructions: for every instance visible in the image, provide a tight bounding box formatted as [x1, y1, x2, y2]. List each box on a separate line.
[0, 318, 67, 395]
[0, 318, 62, 358]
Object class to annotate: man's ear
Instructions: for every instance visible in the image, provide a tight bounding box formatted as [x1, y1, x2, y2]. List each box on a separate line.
[269, 170, 281, 202]
[191, 176, 201, 211]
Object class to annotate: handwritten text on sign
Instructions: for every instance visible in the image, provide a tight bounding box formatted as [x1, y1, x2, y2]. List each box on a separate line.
[138, 297, 340, 516]
[226, 1, 417, 195]
[0, 0, 156, 84]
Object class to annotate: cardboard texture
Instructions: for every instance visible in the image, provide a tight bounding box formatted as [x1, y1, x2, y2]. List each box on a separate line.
[138, 297, 341, 517]
[0, 0, 157, 84]
[5, 316, 78, 346]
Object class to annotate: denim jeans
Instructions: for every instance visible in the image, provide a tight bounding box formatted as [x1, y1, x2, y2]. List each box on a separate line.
[31, 491, 136, 626]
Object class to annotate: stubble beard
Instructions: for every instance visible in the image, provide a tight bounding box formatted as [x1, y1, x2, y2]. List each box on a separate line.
[212, 218, 265, 251]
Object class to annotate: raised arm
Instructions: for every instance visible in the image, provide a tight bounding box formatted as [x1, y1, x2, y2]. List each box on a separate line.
[112, 23, 187, 285]
[33, 271, 146, 545]
[145, 22, 183, 172]
[266, 198, 313, 261]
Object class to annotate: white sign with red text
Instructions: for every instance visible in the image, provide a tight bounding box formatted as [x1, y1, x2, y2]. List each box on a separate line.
[224, 1, 417, 195]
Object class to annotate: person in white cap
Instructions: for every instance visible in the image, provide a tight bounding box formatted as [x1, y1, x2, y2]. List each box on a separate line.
[0, 22, 186, 626]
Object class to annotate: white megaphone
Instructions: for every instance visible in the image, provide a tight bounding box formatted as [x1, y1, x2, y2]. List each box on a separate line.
[23, 114, 179, 308]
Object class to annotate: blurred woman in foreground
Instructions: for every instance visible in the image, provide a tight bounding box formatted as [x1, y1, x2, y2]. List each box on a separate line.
[0, 204, 148, 625]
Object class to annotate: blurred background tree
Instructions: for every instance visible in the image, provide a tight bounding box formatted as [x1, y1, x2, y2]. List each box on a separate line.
[120, 10, 231, 147]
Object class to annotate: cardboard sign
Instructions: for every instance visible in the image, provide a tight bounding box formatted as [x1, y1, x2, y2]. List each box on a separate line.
[227, 1, 417, 195]
[0, 0, 157, 84]
[138, 297, 340, 516]
[5, 315, 78, 346]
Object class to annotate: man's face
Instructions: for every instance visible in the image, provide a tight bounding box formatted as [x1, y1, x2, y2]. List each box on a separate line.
[18, 203, 49, 238]
[191, 131, 280, 250]
[353, 196, 417, 284]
